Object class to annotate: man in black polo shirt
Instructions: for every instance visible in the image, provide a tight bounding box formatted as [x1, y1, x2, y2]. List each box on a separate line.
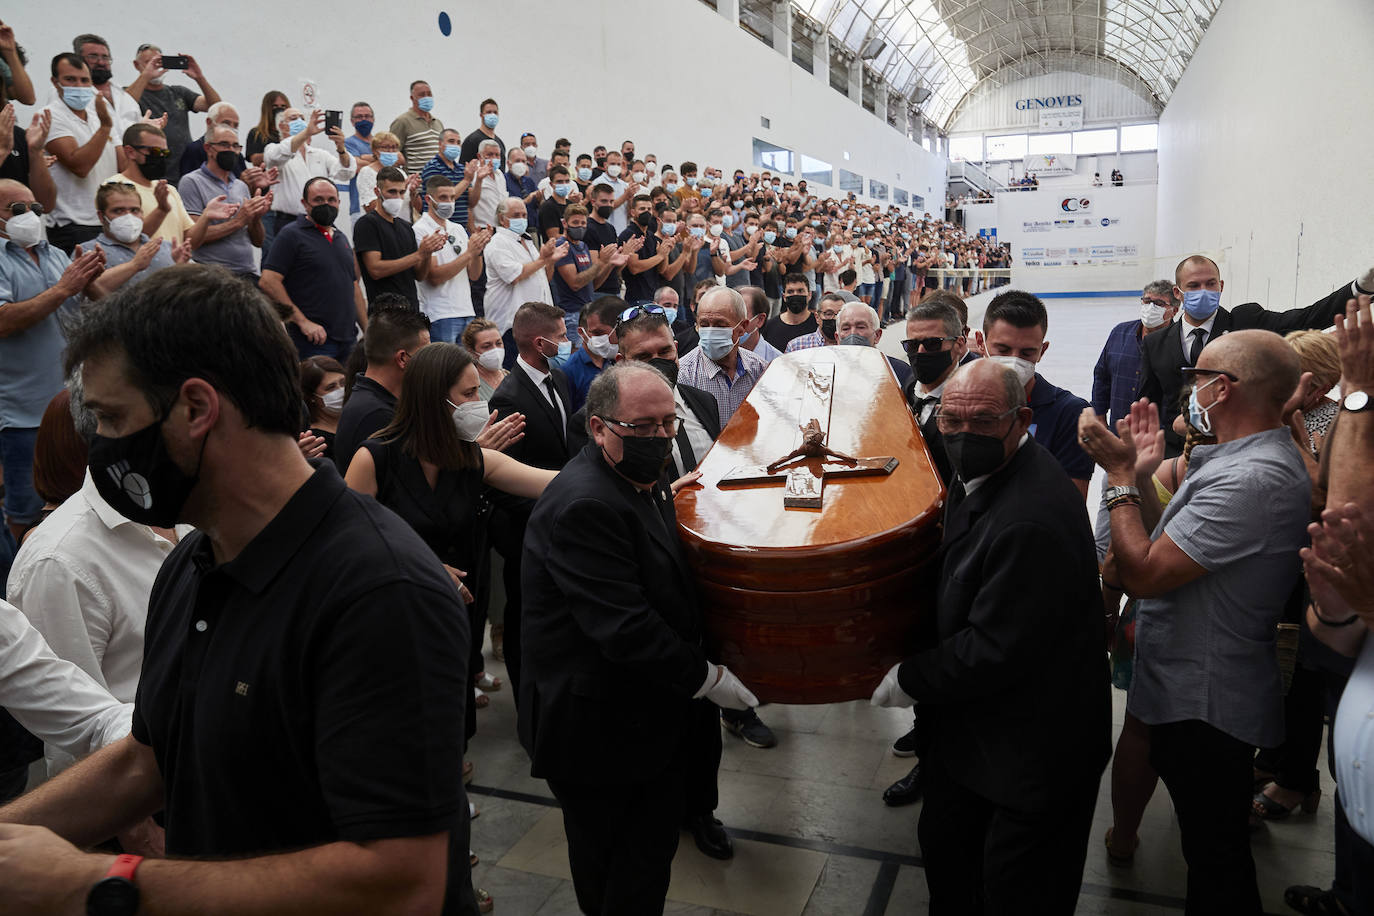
[334, 307, 432, 474]
[353, 166, 447, 308]
[259, 176, 369, 361]
[0, 265, 479, 915]
[583, 183, 623, 299]
[619, 194, 691, 306]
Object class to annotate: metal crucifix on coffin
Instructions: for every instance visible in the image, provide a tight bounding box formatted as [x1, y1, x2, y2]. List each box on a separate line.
[715, 363, 898, 509]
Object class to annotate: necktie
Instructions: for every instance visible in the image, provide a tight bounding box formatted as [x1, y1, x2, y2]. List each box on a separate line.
[544, 378, 566, 442]
[674, 422, 697, 476]
[1188, 327, 1207, 366]
[912, 395, 939, 422]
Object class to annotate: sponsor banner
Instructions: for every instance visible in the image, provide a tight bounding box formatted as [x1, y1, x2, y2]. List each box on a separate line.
[1039, 107, 1083, 131]
[1022, 153, 1077, 177]
[1060, 196, 1092, 213]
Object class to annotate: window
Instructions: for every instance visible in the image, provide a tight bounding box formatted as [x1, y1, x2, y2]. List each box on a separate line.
[1120, 123, 1159, 152]
[792, 30, 814, 73]
[838, 169, 863, 193]
[1072, 128, 1118, 155]
[894, 188, 909, 206]
[752, 138, 794, 174]
[862, 80, 877, 113]
[911, 194, 925, 211]
[947, 135, 983, 162]
[985, 134, 1028, 161]
[739, 0, 774, 48]
[801, 154, 832, 187]
[829, 49, 850, 96]
[869, 179, 889, 201]
[1027, 132, 1072, 155]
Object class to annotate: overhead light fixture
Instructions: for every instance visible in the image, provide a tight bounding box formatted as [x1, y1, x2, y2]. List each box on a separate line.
[914, 86, 931, 104]
[861, 37, 886, 59]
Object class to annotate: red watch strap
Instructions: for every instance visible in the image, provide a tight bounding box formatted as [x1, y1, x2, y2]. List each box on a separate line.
[106, 854, 143, 882]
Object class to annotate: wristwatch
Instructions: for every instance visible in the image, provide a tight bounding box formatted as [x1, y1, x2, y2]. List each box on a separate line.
[1103, 485, 1141, 501]
[87, 854, 142, 916]
[1342, 390, 1371, 412]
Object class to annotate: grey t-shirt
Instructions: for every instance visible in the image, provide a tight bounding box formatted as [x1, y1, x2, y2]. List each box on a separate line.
[178, 166, 255, 274]
[137, 84, 200, 184]
[1129, 427, 1311, 747]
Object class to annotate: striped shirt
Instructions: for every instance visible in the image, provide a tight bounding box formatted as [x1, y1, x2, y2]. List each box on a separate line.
[418, 155, 468, 230]
[388, 110, 444, 177]
[676, 344, 767, 430]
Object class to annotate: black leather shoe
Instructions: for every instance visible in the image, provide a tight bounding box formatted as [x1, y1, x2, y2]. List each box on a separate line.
[883, 763, 923, 807]
[685, 814, 734, 860]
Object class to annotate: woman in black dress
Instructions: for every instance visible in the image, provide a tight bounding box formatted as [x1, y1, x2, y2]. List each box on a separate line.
[299, 356, 345, 460]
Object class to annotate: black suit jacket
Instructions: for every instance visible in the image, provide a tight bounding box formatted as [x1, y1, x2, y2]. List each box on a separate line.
[490, 363, 574, 472]
[896, 441, 1110, 812]
[1137, 280, 1357, 454]
[566, 383, 720, 474]
[518, 446, 708, 783]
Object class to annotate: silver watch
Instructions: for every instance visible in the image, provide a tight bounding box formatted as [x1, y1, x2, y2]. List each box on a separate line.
[1343, 390, 1371, 412]
[1103, 485, 1141, 501]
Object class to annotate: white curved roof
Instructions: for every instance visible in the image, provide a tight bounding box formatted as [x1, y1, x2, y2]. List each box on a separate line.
[793, 0, 1223, 129]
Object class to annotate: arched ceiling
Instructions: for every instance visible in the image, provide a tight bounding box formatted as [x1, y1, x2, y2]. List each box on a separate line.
[790, 0, 1223, 130]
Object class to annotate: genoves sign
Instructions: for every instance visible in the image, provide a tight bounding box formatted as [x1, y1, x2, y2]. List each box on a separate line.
[1015, 95, 1083, 110]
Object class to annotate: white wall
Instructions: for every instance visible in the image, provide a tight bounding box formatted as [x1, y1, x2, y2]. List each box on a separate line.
[11, 0, 944, 212]
[1156, 0, 1374, 309]
[949, 69, 1158, 136]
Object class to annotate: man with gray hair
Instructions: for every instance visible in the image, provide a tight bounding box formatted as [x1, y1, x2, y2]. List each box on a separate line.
[520, 360, 757, 915]
[676, 286, 767, 431]
[466, 138, 505, 230]
[834, 300, 912, 388]
[872, 358, 1109, 912]
[177, 100, 244, 179]
[71, 33, 143, 137]
[482, 196, 560, 334]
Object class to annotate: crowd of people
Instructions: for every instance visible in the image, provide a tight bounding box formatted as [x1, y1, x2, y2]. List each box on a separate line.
[0, 19, 1371, 916]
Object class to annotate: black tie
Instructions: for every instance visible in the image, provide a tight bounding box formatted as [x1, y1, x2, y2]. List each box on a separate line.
[544, 378, 566, 442]
[912, 395, 938, 420]
[675, 423, 697, 477]
[1188, 328, 1207, 366]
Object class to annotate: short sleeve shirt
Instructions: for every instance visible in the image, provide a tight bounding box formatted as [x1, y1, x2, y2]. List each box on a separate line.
[94, 232, 176, 284]
[177, 165, 254, 274]
[45, 102, 118, 228]
[102, 174, 195, 244]
[353, 211, 420, 308]
[388, 111, 444, 176]
[552, 240, 594, 313]
[1129, 428, 1311, 748]
[131, 463, 472, 912]
[583, 219, 621, 295]
[0, 240, 76, 429]
[619, 224, 660, 304]
[136, 85, 201, 183]
[261, 216, 359, 342]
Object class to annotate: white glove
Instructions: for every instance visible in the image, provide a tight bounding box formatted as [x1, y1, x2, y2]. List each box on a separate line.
[869, 663, 916, 708]
[695, 662, 759, 711]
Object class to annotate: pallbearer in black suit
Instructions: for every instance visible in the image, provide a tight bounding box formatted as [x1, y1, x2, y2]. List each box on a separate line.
[520, 362, 758, 915]
[489, 301, 575, 706]
[1137, 255, 1371, 455]
[871, 359, 1111, 914]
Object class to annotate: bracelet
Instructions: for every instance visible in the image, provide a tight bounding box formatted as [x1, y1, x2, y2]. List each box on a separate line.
[1106, 495, 1141, 511]
[1312, 601, 1361, 627]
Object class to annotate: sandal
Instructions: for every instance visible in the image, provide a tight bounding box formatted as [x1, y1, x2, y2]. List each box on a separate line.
[1251, 786, 1320, 825]
[475, 672, 502, 691]
[474, 686, 489, 709]
[463, 760, 474, 785]
[1253, 767, 1277, 791]
[476, 888, 494, 914]
[1285, 884, 1350, 915]
[1104, 827, 1138, 866]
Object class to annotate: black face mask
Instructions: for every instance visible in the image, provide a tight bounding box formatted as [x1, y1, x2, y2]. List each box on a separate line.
[943, 430, 1010, 481]
[310, 203, 339, 227]
[595, 205, 613, 219]
[90, 67, 113, 85]
[654, 202, 668, 215]
[910, 348, 953, 384]
[648, 357, 679, 388]
[566, 226, 586, 241]
[137, 156, 168, 181]
[602, 426, 673, 485]
[783, 295, 808, 314]
[820, 317, 837, 339]
[595, 157, 607, 169]
[634, 211, 656, 230]
[88, 414, 203, 527]
[214, 150, 238, 171]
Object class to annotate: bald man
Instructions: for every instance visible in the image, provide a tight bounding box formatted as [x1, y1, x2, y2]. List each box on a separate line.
[1079, 329, 1311, 914]
[871, 359, 1109, 912]
[1137, 254, 1373, 455]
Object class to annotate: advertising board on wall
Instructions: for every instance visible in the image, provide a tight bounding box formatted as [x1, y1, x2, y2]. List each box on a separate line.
[1022, 153, 1077, 177]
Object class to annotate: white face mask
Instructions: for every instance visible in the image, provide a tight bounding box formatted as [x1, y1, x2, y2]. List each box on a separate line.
[522, 145, 538, 158]
[108, 213, 144, 244]
[631, 171, 645, 184]
[321, 387, 345, 410]
[449, 398, 490, 441]
[585, 333, 618, 360]
[606, 164, 622, 179]
[510, 161, 528, 178]
[477, 347, 505, 371]
[382, 197, 407, 218]
[2, 210, 45, 248]
[987, 355, 1037, 388]
[1140, 301, 1170, 329]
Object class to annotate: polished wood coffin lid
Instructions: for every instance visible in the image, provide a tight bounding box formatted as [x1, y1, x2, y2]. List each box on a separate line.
[675, 346, 947, 703]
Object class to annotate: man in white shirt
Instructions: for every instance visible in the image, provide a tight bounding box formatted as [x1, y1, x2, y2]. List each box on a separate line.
[72, 34, 144, 138]
[482, 196, 560, 335]
[262, 107, 355, 252]
[467, 139, 505, 231]
[599, 149, 634, 234]
[414, 176, 491, 343]
[43, 53, 120, 253]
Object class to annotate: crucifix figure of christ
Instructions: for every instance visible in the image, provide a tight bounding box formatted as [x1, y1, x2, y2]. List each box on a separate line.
[715, 363, 898, 509]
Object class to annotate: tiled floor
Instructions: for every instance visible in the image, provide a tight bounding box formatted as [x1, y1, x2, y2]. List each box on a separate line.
[468, 294, 1336, 914]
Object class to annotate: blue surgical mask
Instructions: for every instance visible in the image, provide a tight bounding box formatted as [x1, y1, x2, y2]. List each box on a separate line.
[785, 227, 797, 239]
[1182, 288, 1221, 321]
[483, 112, 499, 129]
[811, 219, 820, 227]
[444, 144, 461, 162]
[1187, 374, 1222, 435]
[763, 230, 777, 244]
[662, 222, 677, 236]
[698, 326, 737, 362]
[553, 183, 572, 197]
[700, 187, 712, 199]
[689, 226, 706, 239]
[663, 307, 678, 326]
[686, 177, 698, 187]
[507, 217, 528, 235]
[378, 151, 399, 167]
[577, 167, 593, 181]
[665, 182, 679, 193]
[417, 96, 435, 112]
[546, 338, 572, 369]
[722, 213, 734, 228]
[733, 200, 744, 210]
[62, 86, 96, 110]
[288, 118, 307, 136]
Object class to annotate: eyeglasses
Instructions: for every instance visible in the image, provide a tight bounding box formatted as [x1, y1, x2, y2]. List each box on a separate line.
[933, 406, 1018, 436]
[901, 336, 958, 356]
[1180, 367, 1240, 382]
[601, 415, 681, 438]
[130, 146, 171, 159]
[208, 142, 243, 152]
[1140, 297, 1172, 307]
[5, 201, 44, 217]
[616, 304, 670, 329]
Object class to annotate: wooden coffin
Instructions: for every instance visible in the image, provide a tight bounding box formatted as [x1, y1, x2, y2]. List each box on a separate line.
[675, 346, 946, 704]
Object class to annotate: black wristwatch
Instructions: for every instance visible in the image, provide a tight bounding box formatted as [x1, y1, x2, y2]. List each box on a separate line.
[87, 854, 142, 915]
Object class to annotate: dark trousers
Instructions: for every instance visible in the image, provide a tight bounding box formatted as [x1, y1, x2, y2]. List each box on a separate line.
[470, 264, 486, 317]
[1253, 660, 1325, 794]
[683, 699, 723, 817]
[47, 222, 101, 255]
[1335, 792, 1374, 916]
[549, 766, 685, 916]
[489, 505, 528, 707]
[918, 752, 1098, 915]
[1150, 719, 1262, 916]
